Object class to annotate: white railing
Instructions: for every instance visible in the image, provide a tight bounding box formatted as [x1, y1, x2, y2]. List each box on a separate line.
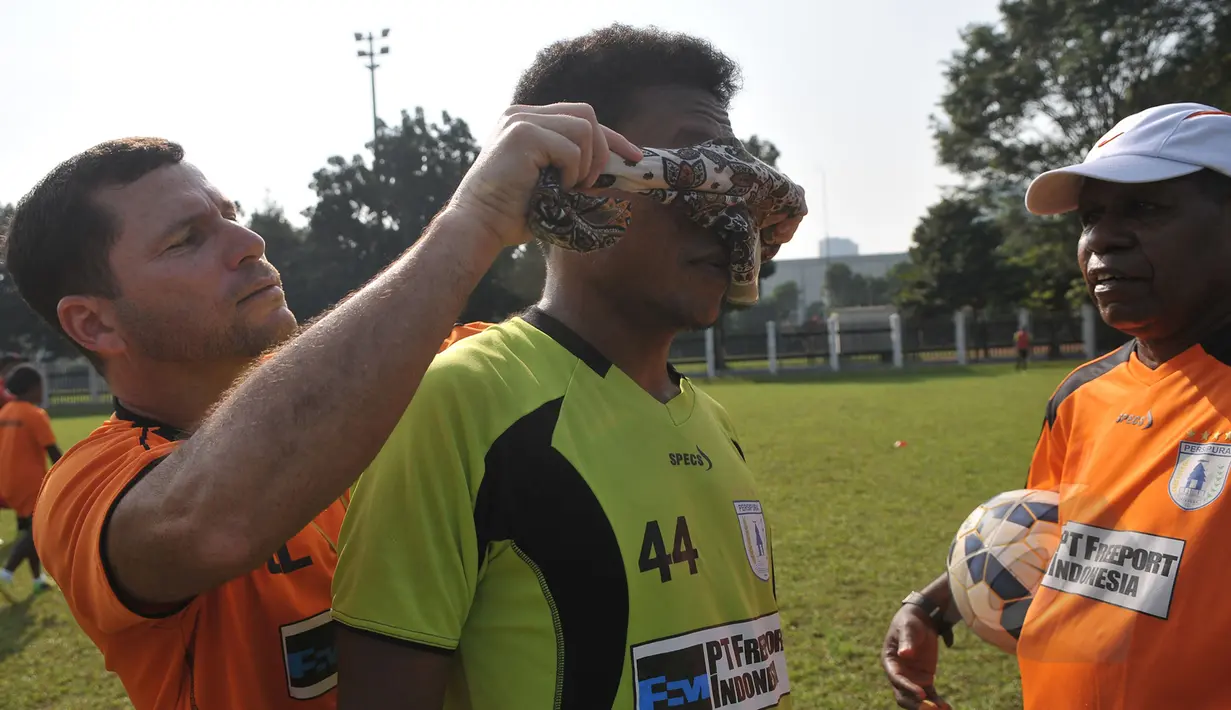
[36, 308, 1103, 403]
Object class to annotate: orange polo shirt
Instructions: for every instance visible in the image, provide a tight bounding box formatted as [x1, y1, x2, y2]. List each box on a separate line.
[34, 323, 490, 709]
[1018, 331, 1231, 708]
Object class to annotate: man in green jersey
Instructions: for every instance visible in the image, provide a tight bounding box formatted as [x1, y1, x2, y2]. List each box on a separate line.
[331, 24, 796, 710]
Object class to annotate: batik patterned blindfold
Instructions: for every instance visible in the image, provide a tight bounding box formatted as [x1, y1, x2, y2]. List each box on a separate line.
[527, 136, 807, 305]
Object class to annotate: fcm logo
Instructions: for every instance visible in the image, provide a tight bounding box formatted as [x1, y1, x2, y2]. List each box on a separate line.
[669, 446, 713, 471]
[636, 645, 711, 709]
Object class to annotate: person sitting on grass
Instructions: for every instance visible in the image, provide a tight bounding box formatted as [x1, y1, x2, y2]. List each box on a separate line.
[0, 365, 61, 593]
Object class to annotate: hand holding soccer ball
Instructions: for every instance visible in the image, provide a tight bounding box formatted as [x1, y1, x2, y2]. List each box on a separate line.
[946, 488, 1061, 654]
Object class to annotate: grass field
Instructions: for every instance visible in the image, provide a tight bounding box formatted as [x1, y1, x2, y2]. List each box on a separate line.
[0, 361, 1076, 709]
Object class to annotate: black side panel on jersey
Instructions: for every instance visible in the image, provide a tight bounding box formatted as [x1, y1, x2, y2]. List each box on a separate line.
[1044, 341, 1134, 428]
[473, 397, 629, 710]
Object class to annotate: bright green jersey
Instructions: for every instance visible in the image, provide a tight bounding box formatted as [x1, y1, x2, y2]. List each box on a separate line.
[332, 308, 791, 710]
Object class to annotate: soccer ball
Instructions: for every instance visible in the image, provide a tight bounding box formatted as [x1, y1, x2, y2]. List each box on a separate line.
[946, 488, 1061, 654]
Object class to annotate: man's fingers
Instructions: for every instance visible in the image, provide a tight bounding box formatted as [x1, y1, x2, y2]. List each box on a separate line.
[884, 659, 928, 702]
[505, 121, 584, 192]
[506, 113, 597, 187]
[601, 125, 643, 163]
[891, 685, 923, 710]
[501, 102, 641, 181]
[922, 688, 952, 710]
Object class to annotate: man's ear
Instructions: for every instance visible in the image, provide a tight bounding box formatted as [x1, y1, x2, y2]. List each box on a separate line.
[57, 295, 127, 359]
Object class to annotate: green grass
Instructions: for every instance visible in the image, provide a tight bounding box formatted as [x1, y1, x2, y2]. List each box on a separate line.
[0, 363, 1075, 708]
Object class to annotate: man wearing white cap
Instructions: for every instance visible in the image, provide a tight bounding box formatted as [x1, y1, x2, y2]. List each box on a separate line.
[880, 102, 1231, 710]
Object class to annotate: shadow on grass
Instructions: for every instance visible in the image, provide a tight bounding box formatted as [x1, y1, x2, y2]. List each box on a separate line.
[0, 594, 41, 663]
[690, 359, 1079, 387]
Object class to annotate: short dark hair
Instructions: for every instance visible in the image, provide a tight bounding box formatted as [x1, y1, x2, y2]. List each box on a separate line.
[1, 138, 184, 364]
[3, 365, 41, 398]
[511, 24, 742, 131]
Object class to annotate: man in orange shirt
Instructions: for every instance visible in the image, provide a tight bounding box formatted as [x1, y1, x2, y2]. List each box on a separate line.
[880, 102, 1231, 709]
[0, 365, 61, 593]
[2, 104, 639, 708]
[1014, 327, 1031, 371]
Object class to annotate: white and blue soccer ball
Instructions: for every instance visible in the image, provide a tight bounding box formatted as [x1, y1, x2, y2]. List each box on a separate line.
[946, 488, 1061, 654]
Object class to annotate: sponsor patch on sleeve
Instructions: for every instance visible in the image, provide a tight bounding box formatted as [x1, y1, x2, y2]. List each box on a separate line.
[1040, 521, 1185, 619]
[631, 611, 790, 709]
[280, 610, 338, 699]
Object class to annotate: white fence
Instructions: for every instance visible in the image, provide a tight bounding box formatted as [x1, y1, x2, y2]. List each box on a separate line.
[37, 359, 110, 410]
[680, 304, 1101, 376]
[35, 305, 1104, 404]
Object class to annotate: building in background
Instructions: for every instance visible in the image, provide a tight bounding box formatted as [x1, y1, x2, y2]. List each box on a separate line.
[819, 236, 859, 258]
[760, 239, 909, 325]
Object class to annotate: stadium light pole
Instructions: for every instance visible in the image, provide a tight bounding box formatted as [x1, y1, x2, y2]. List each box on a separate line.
[355, 29, 390, 160]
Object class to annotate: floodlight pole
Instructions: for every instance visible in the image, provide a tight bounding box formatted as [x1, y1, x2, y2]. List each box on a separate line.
[355, 29, 390, 160]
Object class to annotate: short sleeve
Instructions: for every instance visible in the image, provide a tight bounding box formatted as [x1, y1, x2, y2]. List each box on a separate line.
[27, 407, 56, 449]
[34, 432, 186, 636]
[1026, 410, 1066, 492]
[331, 355, 486, 651]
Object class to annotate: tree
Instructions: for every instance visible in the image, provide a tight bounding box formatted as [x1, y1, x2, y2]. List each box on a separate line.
[246, 200, 320, 321]
[300, 107, 547, 324]
[769, 281, 799, 323]
[933, 0, 1231, 311]
[824, 263, 894, 309]
[300, 107, 522, 323]
[899, 195, 1023, 315]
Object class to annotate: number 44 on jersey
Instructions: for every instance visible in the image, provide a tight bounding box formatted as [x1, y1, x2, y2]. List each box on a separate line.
[640, 516, 700, 583]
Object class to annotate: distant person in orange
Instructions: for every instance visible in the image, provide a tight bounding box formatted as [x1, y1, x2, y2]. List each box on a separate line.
[0, 365, 61, 593]
[1014, 327, 1031, 370]
[2, 104, 637, 708]
[880, 102, 1231, 710]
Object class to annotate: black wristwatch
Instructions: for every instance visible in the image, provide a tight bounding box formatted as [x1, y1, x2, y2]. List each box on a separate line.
[901, 591, 956, 648]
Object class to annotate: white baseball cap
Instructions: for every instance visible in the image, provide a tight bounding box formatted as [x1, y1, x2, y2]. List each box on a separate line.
[1025, 102, 1231, 215]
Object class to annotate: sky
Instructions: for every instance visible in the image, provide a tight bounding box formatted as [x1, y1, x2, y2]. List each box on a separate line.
[0, 0, 1003, 262]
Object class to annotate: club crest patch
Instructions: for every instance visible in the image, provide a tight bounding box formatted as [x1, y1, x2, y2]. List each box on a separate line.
[1169, 441, 1231, 511]
[734, 500, 770, 582]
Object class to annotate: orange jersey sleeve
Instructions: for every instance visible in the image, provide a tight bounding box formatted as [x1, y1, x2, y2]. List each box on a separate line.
[36, 411, 344, 709]
[35, 421, 179, 634]
[1026, 411, 1065, 492]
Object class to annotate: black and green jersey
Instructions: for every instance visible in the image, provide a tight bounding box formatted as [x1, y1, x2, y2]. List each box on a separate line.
[332, 308, 791, 709]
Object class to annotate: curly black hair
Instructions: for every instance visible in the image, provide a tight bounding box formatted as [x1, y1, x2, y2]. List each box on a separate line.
[511, 23, 742, 131]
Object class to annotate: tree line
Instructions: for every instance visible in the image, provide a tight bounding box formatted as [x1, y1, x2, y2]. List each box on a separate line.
[0, 109, 780, 359]
[733, 0, 1231, 348]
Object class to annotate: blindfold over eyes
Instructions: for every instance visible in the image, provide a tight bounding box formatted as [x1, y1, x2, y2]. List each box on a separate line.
[528, 136, 808, 305]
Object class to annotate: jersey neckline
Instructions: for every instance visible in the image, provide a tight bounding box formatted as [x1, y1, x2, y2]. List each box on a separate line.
[1122, 320, 1231, 386]
[112, 398, 186, 441]
[517, 307, 696, 426]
